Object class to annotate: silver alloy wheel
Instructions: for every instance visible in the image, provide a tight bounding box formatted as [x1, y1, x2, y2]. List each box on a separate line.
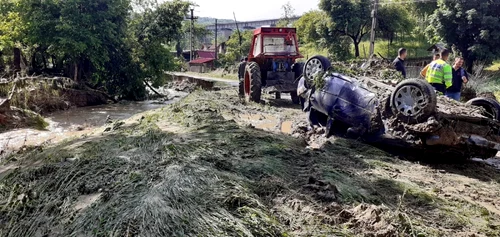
[394, 85, 427, 116]
[305, 58, 324, 79]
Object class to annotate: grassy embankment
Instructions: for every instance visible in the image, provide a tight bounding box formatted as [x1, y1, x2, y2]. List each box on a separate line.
[298, 38, 430, 60]
[1, 88, 500, 236]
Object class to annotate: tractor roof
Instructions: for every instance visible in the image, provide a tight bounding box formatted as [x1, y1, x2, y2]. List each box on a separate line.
[253, 27, 296, 35]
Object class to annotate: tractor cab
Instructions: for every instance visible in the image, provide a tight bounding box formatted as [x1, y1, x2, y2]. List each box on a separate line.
[249, 27, 301, 59]
[238, 27, 304, 103]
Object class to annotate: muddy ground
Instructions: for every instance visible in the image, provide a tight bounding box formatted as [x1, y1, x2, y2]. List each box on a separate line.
[1, 85, 500, 236]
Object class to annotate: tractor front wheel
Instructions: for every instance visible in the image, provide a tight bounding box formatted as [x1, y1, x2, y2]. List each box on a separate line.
[244, 62, 262, 102]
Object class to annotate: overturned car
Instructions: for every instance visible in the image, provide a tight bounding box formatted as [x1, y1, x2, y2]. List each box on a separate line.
[297, 55, 500, 159]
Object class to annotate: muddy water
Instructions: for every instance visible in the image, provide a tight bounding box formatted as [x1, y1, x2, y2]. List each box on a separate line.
[0, 90, 188, 159]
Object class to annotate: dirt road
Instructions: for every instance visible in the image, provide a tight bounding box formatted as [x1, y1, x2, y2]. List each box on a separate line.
[1, 86, 500, 236]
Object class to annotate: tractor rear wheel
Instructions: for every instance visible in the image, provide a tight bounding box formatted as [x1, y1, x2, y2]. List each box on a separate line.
[238, 62, 247, 98]
[244, 62, 262, 102]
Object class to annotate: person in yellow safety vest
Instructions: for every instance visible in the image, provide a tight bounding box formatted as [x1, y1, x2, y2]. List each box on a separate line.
[425, 49, 453, 94]
[420, 53, 441, 78]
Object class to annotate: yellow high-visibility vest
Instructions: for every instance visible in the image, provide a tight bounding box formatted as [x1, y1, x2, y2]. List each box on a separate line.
[425, 59, 452, 88]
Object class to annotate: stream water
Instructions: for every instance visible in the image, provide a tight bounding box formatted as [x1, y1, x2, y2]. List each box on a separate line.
[0, 90, 188, 159]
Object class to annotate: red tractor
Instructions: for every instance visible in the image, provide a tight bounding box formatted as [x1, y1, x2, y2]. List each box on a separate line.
[238, 27, 304, 103]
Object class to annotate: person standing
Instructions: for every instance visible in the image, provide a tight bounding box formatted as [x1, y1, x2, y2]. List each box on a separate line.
[425, 49, 453, 94]
[392, 48, 407, 78]
[445, 57, 468, 101]
[420, 53, 441, 78]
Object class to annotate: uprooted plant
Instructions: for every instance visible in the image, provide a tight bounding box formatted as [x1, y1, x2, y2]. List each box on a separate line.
[461, 61, 500, 101]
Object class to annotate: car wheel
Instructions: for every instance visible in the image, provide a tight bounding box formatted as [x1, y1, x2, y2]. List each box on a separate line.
[466, 97, 500, 121]
[290, 91, 300, 105]
[390, 79, 437, 124]
[299, 97, 306, 111]
[308, 108, 327, 127]
[303, 55, 331, 81]
[293, 62, 305, 80]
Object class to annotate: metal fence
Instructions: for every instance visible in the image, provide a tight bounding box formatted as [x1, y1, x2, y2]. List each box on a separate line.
[406, 66, 424, 79]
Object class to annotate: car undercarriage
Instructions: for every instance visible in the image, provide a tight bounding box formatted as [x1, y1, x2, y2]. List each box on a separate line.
[298, 55, 500, 159]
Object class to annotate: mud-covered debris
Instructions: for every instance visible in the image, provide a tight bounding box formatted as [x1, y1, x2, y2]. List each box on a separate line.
[349, 204, 397, 237]
[304, 176, 340, 202]
[477, 92, 498, 101]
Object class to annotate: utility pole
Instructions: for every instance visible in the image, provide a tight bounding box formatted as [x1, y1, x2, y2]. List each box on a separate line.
[215, 19, 218, 60]
[189, 8, 198, 61]
[233, 12, 242, 58]
[369, 0, 379, 57]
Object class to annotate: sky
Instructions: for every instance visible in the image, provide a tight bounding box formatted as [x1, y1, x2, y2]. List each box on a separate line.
[190, 0, 320, 21]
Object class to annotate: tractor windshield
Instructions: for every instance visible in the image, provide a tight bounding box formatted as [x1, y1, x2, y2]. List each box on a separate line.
[254, 35, 297, 56]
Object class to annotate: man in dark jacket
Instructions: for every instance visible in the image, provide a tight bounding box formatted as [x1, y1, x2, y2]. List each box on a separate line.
[392, 48, 407, 78]
[445, 57, 468, 101]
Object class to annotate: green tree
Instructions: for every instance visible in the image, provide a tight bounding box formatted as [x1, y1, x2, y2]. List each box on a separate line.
[0, 0, 190, 99]
[223, 30, 253, 64]
[320, 0, 372, 57]
[410, 1, 438, 19]
[293, 10, 328, 45]
[175, 21, 212, 56]
[0, 0, 27, 72]
[427, 0, 500, 70]
[277, 1, 296, 27]
[18, 0, 131, 81]
[377, 4, 414, 44]
[131, 0, 190, 88]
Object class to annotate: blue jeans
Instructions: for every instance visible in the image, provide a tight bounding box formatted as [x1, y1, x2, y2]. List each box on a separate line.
[446, 91, 461, 101]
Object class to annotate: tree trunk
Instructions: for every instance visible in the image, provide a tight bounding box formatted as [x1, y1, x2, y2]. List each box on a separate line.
[74, 62, 78, 82]
[354, 41, 360, 58]
[176, 41, 182, 57]
[0, 50, 4, 72]
[13, 48, 21, 72]
[466, 60, 474, 74]
[42, 54, 47, 70]
[461, 50, 474, 73]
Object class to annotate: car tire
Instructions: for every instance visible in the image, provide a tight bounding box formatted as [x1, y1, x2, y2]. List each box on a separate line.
[299, 96, 306, 111]
[293, 62, 305, 80]
[303, 55, 331, 81]
[381, 95, 393, 118]
[390, 79, 437, 124]
[238, 62, 247, 97]
[244, 62, 262, 102]
[308, 108, 321, 127]
[290, 91, 300, 105]
[466, 97, 500, 121]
